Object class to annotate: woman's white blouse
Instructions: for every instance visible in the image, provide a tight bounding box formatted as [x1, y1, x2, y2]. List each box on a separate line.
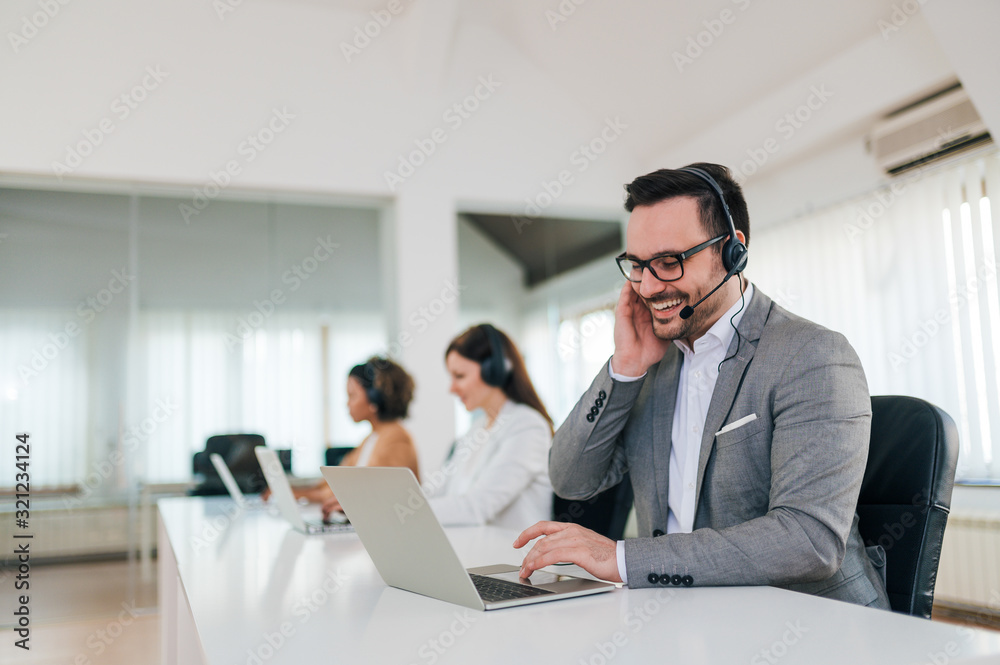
[424, 400, 553, 530]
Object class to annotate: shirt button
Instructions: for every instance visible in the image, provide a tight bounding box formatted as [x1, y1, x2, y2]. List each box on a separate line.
[687, 483, 695, 490]
[691, 426, 697, 433]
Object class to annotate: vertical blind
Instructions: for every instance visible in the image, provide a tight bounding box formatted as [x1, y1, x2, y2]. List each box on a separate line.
[137, 311, 386, 481]
[750, 149, 1000, 481]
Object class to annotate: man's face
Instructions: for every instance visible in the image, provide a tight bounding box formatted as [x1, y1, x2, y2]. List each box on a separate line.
[625, 196, 731, 344]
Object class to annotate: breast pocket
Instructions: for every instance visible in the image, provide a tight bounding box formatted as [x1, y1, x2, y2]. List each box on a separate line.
[710, 417, 770, 517]
[714, 417, 767, 449]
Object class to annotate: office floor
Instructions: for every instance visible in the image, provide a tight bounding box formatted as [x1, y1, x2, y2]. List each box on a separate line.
[0, 559, 159, 665]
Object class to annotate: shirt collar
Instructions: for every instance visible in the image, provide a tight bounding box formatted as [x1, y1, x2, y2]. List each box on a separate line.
[673, 282, 754, 355]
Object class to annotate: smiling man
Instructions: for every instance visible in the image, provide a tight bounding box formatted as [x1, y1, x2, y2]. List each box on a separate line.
[514, 163, 890, 608]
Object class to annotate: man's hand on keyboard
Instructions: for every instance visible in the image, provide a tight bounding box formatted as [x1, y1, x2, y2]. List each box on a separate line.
[513, 521, 621, 583]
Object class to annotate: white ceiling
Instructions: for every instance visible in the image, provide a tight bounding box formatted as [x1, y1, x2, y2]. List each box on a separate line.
[4, 0, 989, 228]
[464, 0, 916, 163]
[388, 0, 967, 222]
[279, 0, 958, 172]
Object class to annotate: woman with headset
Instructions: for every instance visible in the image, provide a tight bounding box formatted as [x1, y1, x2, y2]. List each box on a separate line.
[419, 323, 554, 530]
[290, 356, 419, 505]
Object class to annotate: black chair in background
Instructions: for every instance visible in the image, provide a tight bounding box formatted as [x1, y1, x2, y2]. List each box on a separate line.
[190, 434, 287, 496]
[857, 395, 959, 618]
[553, 473, 634, 541]
[325, 446, 356, 467]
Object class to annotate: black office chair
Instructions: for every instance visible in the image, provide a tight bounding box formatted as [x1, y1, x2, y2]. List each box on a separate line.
[553, 473, 634, 541]
[190, 433, 274, 496]
[857, 396, 959, 618]
[325, 446, 356, 467]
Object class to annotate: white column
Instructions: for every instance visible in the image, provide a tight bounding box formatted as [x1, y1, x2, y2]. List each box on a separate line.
[384, 188, 460, 474]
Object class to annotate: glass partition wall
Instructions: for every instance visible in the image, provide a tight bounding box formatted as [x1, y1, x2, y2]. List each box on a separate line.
[0, 187, 387, 592]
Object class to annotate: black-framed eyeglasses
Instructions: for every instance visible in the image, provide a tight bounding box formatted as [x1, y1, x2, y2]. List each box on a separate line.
[615, 235, 725, 283]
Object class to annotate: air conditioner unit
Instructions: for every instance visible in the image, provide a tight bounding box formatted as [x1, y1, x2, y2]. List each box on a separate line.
[869, 84, 992, 176]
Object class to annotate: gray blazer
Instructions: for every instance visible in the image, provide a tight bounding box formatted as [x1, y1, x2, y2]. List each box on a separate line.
[550, 288, 890, 608]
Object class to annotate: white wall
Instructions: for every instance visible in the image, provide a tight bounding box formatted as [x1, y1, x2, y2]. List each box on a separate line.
[0, 0, 641, 460]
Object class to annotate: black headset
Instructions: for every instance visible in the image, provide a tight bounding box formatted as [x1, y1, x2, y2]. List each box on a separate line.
[478, 324, 511, 388]
[362, 361, 385, 413]
[678, 166, 748, 274]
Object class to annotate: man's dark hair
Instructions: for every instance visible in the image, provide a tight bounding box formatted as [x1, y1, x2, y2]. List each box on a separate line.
[623, 162, 750, 248]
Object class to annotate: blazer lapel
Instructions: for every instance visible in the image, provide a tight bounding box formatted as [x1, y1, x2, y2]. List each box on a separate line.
[695, 289, 772, 502]
[652, 346, 682, 523]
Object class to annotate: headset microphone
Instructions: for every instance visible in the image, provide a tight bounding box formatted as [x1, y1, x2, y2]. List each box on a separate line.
[679, 259, 744, 320]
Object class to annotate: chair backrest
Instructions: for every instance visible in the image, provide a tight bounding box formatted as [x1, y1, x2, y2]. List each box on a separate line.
[553, 474, 634, 541]
[325, 446, 356, 467]
[191, 434, 268, 495]
[857, 396, 959, 618]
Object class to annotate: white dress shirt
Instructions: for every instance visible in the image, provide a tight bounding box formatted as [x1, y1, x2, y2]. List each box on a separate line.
[424, 399, 553, 531]
[609, 283, 753, 584]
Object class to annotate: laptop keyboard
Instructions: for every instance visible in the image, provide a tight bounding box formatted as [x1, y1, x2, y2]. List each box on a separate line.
[305, 520, 354, 533]
[470, 574, 554, 602]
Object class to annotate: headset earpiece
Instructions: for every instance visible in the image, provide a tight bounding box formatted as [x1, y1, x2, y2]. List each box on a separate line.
[363, 362, 385, 414]
[679, 166, 748, 274]
[723, 237, 748, 274]
[478, 324, 511, 388]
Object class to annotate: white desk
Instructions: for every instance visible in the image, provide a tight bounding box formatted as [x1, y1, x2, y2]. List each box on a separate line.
[158, 496, 1000, 665]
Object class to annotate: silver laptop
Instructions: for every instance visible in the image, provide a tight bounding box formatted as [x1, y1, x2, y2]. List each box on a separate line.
[209, 453, 265, 509]
[320, 466, 616, 610]
[254, 447, 353, 535]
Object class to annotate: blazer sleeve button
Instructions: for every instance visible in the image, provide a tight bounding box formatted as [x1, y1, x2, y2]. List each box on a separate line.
[595, 398, 604, 408]
[652, 529, 665, 537]
[586, 413, 595, 423]
[671, 575, 683, 586]
[598, 390, 607, 400]
[647, 573, 659, 584]
[682, 575, 694, 587]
